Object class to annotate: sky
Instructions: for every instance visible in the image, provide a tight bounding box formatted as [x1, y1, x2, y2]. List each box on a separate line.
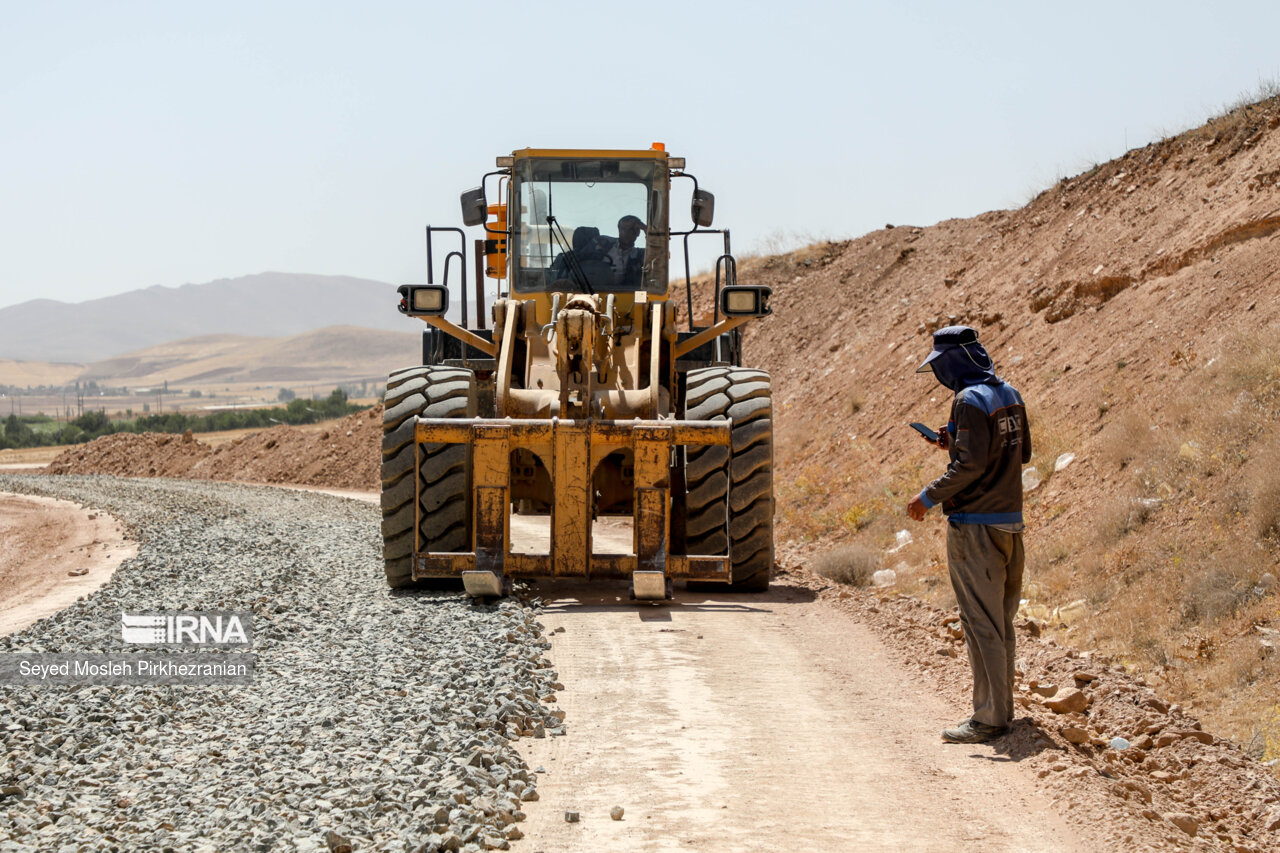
[1, 0, 1278, 311]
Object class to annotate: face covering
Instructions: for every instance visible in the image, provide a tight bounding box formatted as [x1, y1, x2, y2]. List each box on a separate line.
[929, 342, 1000, 392]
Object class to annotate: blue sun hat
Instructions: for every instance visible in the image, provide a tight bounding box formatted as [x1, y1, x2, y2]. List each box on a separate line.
[916, 325, 1000, 391]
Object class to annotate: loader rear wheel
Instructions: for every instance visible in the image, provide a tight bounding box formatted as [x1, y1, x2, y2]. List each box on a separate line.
[381, 366, 476, 588]
[683, 367, 774, 592]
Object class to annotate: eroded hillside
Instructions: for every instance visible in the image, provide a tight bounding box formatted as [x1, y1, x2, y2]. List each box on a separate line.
[731, 94, 1280, 752]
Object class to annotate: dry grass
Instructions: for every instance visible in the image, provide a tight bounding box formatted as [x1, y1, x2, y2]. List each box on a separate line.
[1185, 82, 1280, 146]
[1247, 437, 1280, 541]
[1097, 410, 1166, 471]
[776, 438, 926, 546]
[812, 544, 882, 587]
[1025, 403, 1075, 486]
[1014, 334, 1280, 754]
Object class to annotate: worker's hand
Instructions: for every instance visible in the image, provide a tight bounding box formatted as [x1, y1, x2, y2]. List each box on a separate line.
[907, 494, 928, 521]
[935, 426, 950, 450]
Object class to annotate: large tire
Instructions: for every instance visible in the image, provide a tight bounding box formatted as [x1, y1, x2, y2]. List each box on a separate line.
[683, 367, 774, 592]
[381, 366, 476, 588]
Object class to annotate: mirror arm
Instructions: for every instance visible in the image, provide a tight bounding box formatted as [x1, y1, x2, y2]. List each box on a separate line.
[417, 314, 498, 357]
[479, 170, 509, 235]
[673, 315, 749, 359]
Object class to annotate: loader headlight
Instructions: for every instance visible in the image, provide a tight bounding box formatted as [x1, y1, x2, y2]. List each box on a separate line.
[397, 284, 449, 316]
[719, 285, 772, 318]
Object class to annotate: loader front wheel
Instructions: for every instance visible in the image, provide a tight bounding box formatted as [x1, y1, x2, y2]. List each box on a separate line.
[381, 366, 476, 588]
[683, 367, 774, 592]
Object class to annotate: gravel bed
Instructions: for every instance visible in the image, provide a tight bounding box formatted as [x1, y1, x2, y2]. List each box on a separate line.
[0, 475, 563, 853]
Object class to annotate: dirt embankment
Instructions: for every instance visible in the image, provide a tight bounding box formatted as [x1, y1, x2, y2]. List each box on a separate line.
[45, 406, 382, 491]
[718, 94, 1280, 754]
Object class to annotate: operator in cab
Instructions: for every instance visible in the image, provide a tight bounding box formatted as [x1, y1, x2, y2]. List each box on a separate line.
[606, 215, 646, 288]
[548, 214, 647, 291]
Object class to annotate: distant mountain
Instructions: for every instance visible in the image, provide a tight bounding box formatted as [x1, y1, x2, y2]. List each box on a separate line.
[74, 325, 421, 387]
[0, 272, 421, 363]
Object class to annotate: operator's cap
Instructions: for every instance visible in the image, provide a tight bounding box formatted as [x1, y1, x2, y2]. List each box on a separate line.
[916, 325, 980, 373]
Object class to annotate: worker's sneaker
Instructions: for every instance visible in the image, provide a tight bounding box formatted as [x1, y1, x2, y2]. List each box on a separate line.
[941, 719, 1009, 743]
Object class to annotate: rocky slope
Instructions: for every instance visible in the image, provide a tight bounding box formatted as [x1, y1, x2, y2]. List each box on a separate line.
[733, 93, 1280, 756]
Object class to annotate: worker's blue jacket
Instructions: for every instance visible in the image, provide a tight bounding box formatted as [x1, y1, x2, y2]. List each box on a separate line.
[920, 345, 1032, 525]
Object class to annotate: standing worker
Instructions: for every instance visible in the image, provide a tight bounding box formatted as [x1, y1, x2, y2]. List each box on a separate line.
[906, 326, 1032, 744]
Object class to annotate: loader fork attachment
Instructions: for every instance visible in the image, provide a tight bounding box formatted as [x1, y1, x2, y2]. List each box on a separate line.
[412, 418, 732, 596]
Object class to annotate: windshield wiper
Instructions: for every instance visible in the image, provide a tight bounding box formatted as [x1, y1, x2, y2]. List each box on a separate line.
[546, 215, 594, 295]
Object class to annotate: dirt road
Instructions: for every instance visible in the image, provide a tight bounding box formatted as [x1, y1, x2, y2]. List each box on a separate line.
[512, 537, 1094, 853]
[279, 494, 1082, 849]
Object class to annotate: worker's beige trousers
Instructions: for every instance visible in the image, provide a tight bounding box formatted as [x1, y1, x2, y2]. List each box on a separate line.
[946, 521, 1025, 728]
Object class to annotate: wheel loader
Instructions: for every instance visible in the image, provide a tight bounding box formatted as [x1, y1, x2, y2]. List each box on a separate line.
[382, 145, 774, 599]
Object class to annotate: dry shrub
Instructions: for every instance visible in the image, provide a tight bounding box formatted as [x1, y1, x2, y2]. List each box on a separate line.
[1170, 539, 1271, 629]
[1180, 84, 1280, 154]
[1091, 491, 1159, 546]
[1207, 334, 1280, 411]
[1203, 638, 1270, 694]
[1098, 409, 1162, 471]
[812, 544, 882, 587]
[777, 443, 927, 549]
[1024, 403, 1074, 483]
[1253, 482, 1280, 542]
[1247, 436, 1280, 540]
[1024, 330, 1280, 746]
[1021, 536, 1076, 605]
[1182, 565, 1257, 627]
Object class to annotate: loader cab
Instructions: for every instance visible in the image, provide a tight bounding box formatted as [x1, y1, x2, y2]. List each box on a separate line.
[507, 150, 671, 296]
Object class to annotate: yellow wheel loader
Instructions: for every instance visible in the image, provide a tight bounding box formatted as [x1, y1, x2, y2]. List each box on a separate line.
[382, 145, 773, 599]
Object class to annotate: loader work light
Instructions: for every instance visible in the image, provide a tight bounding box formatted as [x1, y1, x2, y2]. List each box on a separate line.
[720, 285, 772, 317]
[397, 284, 449, 316]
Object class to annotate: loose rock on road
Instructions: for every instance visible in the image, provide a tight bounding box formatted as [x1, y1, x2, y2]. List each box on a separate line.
[0, 475, 560, 853]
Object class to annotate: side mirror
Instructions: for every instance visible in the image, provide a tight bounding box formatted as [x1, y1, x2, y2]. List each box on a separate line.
[460, 187, 487, 227]
[691, 189, 715, 228]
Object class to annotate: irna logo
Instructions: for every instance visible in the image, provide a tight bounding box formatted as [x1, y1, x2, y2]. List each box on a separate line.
[121, 611, 252, 646]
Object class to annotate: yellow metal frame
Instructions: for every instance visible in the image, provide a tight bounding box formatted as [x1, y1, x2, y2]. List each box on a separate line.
[672, 315, 750, 359]
[419, 314, 498, 357]
[512, 147, 670, 161]
[411, 417, 732, 582]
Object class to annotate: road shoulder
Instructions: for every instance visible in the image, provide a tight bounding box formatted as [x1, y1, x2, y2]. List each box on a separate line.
[0, 491, 135, 636]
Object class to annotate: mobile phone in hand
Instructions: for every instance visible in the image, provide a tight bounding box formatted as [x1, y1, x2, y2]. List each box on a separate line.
[908, 422, 940, 443]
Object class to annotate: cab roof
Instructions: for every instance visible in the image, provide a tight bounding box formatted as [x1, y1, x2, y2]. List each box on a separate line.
[511, 147, 670, 160]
